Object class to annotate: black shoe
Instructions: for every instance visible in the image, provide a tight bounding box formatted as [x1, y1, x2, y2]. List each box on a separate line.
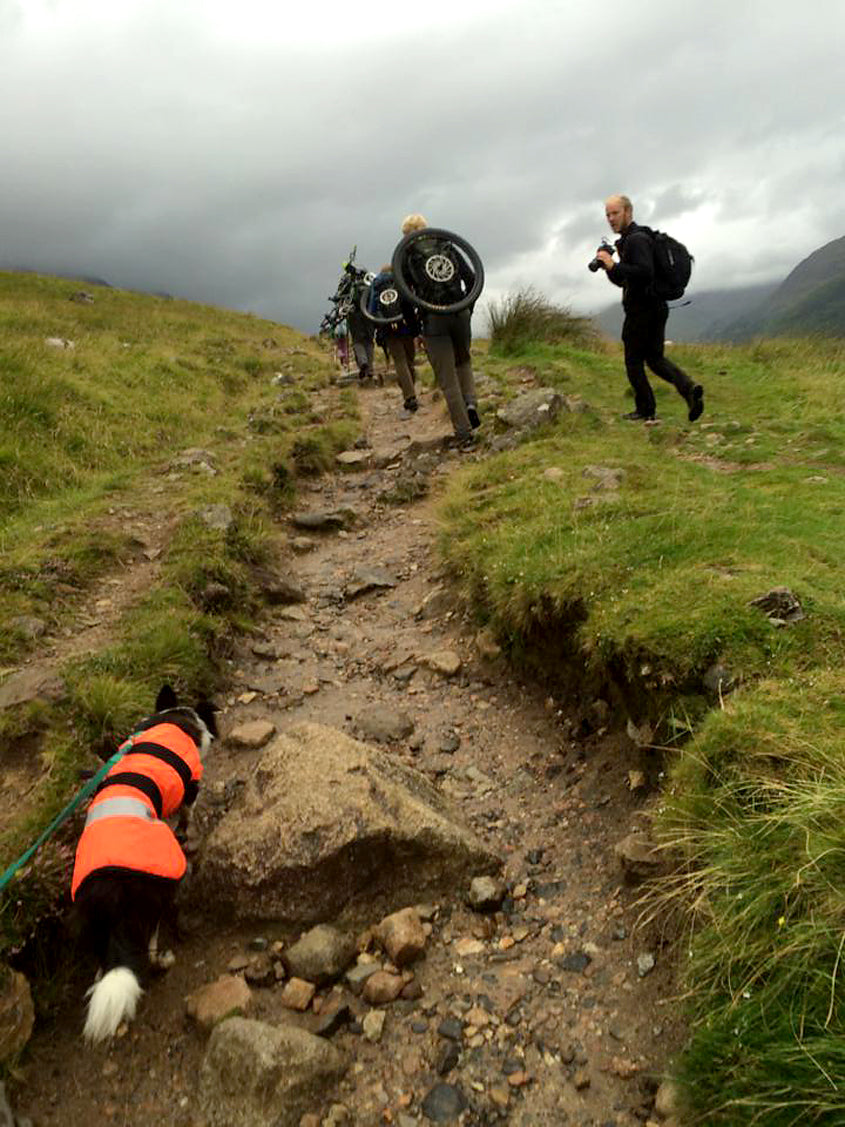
[687, 384, 704, 422]
[457, 434, 478, 451]
[622, 410, 655, 421]
[404, 397, 418, 413]
[466, 405, 481, 429]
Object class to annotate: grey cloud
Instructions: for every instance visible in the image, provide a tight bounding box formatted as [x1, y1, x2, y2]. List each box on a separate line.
[1, 0, 843, 330]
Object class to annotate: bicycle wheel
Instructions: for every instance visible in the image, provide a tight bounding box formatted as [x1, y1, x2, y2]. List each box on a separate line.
[359, 283, 405, 326]
[392, 228, 484, 314]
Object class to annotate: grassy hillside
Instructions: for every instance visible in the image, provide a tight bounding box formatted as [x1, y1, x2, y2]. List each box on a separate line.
[439, 333, 845, 1124]
[717, 236, 845, 341]
[0, 271, 356, 955]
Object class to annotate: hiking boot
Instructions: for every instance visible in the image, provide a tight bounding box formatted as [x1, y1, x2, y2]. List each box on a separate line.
[457, 433, 478, 451]
[403, 397, 419, 413]
[466, 404, 481, 429]
[622, 410, 655, 421]
[687, 384, 704, 422]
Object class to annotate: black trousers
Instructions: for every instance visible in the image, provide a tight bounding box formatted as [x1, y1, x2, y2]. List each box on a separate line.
[622, 303, 693, 417]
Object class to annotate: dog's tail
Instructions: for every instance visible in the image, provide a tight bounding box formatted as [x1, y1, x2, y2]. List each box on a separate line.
[84, 967, 143, 1043]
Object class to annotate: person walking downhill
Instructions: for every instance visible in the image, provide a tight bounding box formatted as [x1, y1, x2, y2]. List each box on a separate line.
[597, 194, 704, 423]
[368, 264, 420, 414]
[399, 214, 480, 448]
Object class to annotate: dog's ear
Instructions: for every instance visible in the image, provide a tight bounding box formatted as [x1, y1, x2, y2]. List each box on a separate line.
[194, 698, 219, 738]
[155, 684, 180, 712]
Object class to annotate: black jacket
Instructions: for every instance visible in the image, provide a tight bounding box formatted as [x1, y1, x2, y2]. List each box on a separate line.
[607, 222, 664, 313]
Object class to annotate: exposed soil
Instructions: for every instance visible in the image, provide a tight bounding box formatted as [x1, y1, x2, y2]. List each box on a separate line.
[8, 373, 685, 1127]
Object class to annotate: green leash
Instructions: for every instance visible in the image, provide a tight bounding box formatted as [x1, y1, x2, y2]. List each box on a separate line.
[0, 735, 135, 894]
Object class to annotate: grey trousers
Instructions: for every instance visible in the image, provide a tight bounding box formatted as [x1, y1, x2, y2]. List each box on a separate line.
[386, 335, 417, 401]
[352, 338, 374, 373]
[423, 310, 476, 439]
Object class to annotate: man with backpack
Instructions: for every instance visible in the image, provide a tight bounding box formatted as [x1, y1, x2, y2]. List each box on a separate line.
[398, 214, 481, 448]
[596, 194, 704, 423]
[368, 264, 420, 413]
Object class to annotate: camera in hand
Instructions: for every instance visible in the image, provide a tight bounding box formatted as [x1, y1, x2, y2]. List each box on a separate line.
[588, 239, 614, 272]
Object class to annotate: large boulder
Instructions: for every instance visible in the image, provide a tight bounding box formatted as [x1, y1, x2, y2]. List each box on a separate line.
[191, 723, 500, 925]
[496, 388, 564, 432]
[198, 1017, 347, 1127]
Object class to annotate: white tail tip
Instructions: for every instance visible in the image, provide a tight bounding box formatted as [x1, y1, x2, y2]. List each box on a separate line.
[84, 967, 143, 1043]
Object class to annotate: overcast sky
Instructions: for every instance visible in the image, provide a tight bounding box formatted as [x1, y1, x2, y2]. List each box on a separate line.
[1, 0, 843, 332]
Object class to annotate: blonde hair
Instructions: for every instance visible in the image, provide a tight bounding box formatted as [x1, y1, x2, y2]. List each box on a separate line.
[605, 194, 633, 214]
[401, 213, 428, 235]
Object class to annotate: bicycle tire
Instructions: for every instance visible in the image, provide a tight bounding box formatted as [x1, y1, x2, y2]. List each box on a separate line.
[392, 228, 484, 314]
[359, 284, 405, 326]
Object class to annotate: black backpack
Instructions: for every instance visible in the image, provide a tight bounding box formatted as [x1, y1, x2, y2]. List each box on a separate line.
[640, 227, 693, 301]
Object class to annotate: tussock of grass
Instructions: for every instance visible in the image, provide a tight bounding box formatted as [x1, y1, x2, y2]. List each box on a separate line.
[487, 286, 600, 355]
[440, 334, 845, 1123]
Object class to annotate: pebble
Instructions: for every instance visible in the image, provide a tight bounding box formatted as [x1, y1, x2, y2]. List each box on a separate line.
[437, 1017, 464, 1041]
[637, 952, 656, 977]
[362, 1009, 386, 1043]
[420, 1083, 468, 1122]
[280, 977, 315, 1011]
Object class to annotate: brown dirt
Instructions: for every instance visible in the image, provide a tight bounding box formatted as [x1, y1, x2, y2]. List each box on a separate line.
[8, 375, 685, 1127]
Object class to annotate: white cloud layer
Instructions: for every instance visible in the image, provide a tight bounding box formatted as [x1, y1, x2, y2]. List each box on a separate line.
[1, 0, 843, 330]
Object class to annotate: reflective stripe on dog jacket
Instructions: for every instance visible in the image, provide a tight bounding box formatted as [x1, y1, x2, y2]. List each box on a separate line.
[71, 721, 203, 899]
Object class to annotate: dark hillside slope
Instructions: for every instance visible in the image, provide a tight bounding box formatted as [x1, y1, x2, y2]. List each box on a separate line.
[595, 282, 777, 342]
[715, 234, 845, 339]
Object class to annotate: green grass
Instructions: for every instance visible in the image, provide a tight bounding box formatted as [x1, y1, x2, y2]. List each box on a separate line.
[486, 287, 600, 355]
[0, 270, 359, 962]
[440, 333, 845, 1124]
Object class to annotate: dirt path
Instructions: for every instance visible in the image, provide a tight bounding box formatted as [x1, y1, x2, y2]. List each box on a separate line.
[14, 379, 683, 1127]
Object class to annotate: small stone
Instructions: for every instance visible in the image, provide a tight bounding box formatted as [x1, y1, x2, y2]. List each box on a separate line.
[284, 925, 356, 985]
[362, 1008, 386, 1043]
[467, 875, 506, 912]
[559, 951, 592, 974]
[345, 963, 381, 995]
[420, 1083, 468, 1122]
[354, 705, 415, 743]
[437, 1017, 464, 1041]
[362, 971, 404, 1005]
[573, 1069, 591, 1091]
[490, 1085, 510, 1108]
[281, 977, 316, 1011]
[185, 975, 252, 1031]
[655, 1078, 681, 1118]
[507, 1070, 530, 1087]
[421, 651, 463, 677]
[376, 908, 427, 967]
[228, 720, 277, 750]
[615, 833, 664, 881]
[455, 937, 485, 958]
[637, 953, 656, 978]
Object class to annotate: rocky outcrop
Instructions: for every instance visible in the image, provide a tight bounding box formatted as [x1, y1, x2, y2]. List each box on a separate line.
[191, 723, 500, 925]
[198, 1017, 347, 1127]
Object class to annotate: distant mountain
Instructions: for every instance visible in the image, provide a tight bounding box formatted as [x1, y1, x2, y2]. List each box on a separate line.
[594, 282, 778, 343]
[710, 235, 845, 340]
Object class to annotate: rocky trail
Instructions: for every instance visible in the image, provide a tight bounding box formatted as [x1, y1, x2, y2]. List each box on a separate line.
[9, 376, 684, 1127]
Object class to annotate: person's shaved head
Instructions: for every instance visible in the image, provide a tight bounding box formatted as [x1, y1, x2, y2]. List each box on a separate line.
[605, 195, 633, 234]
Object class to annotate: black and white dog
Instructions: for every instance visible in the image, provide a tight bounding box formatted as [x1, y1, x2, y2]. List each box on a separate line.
[71, 685, 216, 1043]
